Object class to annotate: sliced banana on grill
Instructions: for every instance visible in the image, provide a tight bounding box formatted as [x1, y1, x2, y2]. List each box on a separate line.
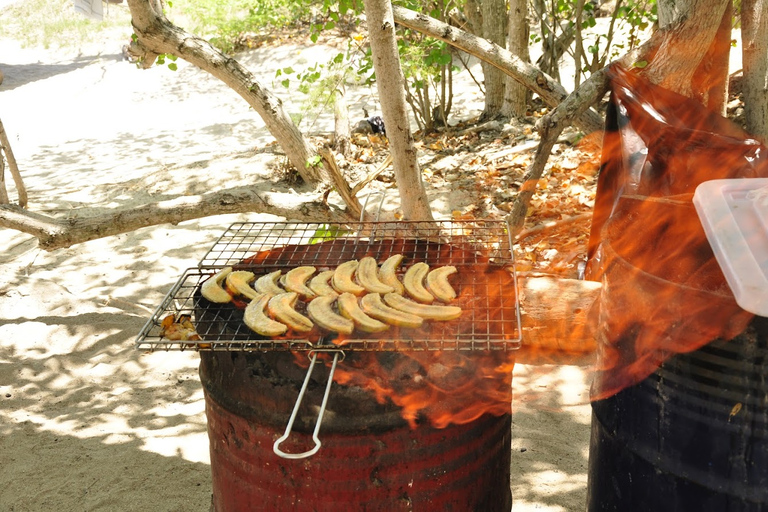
[244, 293, 289, 337]
[225, 270, 260, 301]
[360, 293, 424, 329]
[426, 265, 458, 303]
[306, 292, 354, 335]
[403, 262, 434, 304]
[254, 270, 285, 296]
[308, 270, 337, 296]
[284, 265, 317, 300]
[267, 292, 314, 333]
[337, 292, 390, 333]
[379, 254, 405, 295]
[201, 267, 233, 303]
[332, 260, 366, 296]
[356, 256, 395, 294]
[383, 292, 463, 321]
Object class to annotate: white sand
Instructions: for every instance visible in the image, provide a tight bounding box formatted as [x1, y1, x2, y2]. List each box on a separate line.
[0, 8, 592, 510]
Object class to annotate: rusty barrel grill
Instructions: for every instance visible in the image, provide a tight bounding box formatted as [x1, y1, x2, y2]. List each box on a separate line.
[136, 220, 522, 511]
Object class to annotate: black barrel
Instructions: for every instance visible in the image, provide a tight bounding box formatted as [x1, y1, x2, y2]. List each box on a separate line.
[587, 317, 768, 511]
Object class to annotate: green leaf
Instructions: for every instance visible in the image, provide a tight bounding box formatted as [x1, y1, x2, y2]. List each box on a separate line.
[633, 60, 649, 69]
[306, 155, 322, 167]
[283, 66, 295, 74]
[309, 224, 352, 244]
[168, 63, 178, 71]
[281, 78, 290, 88]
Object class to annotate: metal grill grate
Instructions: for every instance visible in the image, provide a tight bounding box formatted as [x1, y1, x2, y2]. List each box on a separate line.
[136, 220, 522, 352]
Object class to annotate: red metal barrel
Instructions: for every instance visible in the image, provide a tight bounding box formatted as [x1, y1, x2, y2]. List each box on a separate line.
[200, 351, 512, 511]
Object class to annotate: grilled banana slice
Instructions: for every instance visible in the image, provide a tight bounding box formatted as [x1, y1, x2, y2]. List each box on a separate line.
[403, 262, 434, 304]
[360, 293, 424, 329]
[284, 266, 317, 300]
[225, 270, 260, 300]
[383, 292, 463, 321]
[201, 267, 233, 303]
[308, 270, 337, 296]
[254, 270, 285, 296]
[337, 292, 390, 333]
[267, 292, 314, 332]
[332, 260, 366, 296]
[379, 254, 405, 295]
[426, 265, 458, 303]
[356, 256, 395, 294]
[244, 293, 289, 337]
[307, 293, 354, 335]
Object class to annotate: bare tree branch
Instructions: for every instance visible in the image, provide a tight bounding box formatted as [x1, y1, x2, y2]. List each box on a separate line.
[392, 5, 604, 134]
[0, 187, 353, 251]
[507, 68, 611, 234]
[125, 0, 328, 184]
[0, 118, 28, 208]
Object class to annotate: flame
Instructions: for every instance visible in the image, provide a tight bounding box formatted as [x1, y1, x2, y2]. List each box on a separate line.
[333, 350, 515, 429]
[243, 235, 518, 429]
[330, 260, 517, 429]
[585, 66, 766, 399]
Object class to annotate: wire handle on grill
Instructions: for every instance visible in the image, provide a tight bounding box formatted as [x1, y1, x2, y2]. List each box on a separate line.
[272, 350, 341, 459]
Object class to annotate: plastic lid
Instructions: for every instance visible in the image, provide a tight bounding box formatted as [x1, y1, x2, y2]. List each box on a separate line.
[694, 178, 768, 317]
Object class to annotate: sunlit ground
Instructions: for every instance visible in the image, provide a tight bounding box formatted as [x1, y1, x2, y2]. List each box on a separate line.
[1, 4, 595, 510]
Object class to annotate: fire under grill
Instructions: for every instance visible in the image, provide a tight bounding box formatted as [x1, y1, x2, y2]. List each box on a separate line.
[136, 220, 522, 353]
[136, 220, 521, 460]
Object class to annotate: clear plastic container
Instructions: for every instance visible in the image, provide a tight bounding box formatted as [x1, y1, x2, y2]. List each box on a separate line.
[694, 178, 768, 316]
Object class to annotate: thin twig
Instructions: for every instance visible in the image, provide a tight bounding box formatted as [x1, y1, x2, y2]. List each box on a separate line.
[0, 118, 28, 208]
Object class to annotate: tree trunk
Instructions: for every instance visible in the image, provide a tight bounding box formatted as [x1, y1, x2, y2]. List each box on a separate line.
[392, 6, 604, 134]
[741, 0, 768, 142]
[480, 0, 507, 120]
[333, 86, 351, 156]
[363, 0, 435, 221]
[125, 0, 327, 185]
[502, 0, 529, 119]
[645, 0, 731, 104]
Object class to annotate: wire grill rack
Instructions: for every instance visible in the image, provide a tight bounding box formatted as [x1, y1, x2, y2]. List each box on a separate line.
[136, 220, 522, 352]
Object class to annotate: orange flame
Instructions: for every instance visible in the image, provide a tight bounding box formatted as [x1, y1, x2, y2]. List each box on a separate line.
[329, 261, 517, 429]
[586, 66, 766, 399]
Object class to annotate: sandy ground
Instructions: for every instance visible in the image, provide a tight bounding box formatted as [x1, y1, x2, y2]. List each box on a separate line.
[0, 6, 592, 511]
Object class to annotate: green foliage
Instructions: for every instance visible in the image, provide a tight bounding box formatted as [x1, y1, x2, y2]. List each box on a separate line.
[170, 0, 314, 54]
[308, 224, 353, 244]
[155, 53, 179, 71]
[0, 0, 131, 49]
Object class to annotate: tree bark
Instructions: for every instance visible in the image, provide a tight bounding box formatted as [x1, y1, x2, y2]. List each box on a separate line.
[125, 0, 327, 184]
[479, 0, 507, 120]
[502, 0, 530, 119]
[0, 186, 351, 251]
[646, 0, 731, 104]
[333, 87, 352, 156]
[0, 118, 28, 208]
[741, 0, 768, 142]
[363, 0, 435, 221]
[392, 6, 604, 135]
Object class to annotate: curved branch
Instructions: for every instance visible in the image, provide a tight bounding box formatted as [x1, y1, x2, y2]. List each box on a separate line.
[392, 5, 604, 134]
[0, 187, 353, 251]
[125, 0, 326, 184]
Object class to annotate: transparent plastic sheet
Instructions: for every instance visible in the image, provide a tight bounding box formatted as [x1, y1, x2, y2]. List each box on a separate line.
[585, 65, 767, 400]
